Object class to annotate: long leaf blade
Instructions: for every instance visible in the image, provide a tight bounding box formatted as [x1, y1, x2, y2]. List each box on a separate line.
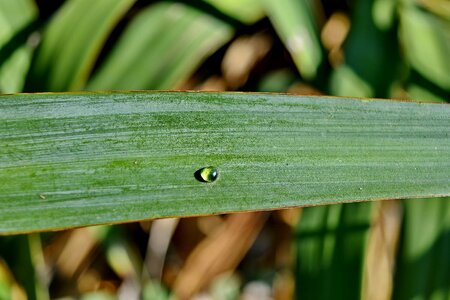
[87, 2, 233, 91]
[393, 198, 450, 299]
[24, 0, 136, 92]
[0, 92, 449, 234]
[295, 202, 373, 299]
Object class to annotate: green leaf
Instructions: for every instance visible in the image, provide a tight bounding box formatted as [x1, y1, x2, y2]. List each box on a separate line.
[0, 91, 449, 234]
[0, 235, 38, 299]
[0, 0, 37, 93]
[330, 0, 400, 98]
[262, 0, 323, 80]
[393, 198, 450, 300]
[202, 0, 265, 24]
[257, 68, 297, 93]
[142, 280, 170, 300]
[330, 65, 375, 98]
[24, 0, 136, 92]
[399, 5, 450, 91]
[406, 82, 447, 103]
[87, 2, 233, 90]
[295, 202, 373, 299]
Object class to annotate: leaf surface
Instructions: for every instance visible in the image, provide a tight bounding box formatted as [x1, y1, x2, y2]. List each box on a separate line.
[0, 92, 449, 234]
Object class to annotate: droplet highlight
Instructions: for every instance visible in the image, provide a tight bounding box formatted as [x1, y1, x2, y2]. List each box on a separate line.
[195, 166, 219, 183]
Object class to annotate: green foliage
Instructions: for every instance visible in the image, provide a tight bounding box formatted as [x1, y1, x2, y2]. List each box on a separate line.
[263, 0, 323, 79]
[0, 0, 449, 298]
[25, 0, 136, 92]
[2, 91, 448, 234]
[87, 2, 233, 90]
[296, 203, 373, 299]
[0, 0, 37, 93]
[393, 198, 450, 300]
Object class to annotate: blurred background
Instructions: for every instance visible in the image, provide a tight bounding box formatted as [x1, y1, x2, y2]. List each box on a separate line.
[0, 0, 449, 299]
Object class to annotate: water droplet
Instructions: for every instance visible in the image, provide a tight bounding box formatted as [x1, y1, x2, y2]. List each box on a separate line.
[195, 166, 219, 183]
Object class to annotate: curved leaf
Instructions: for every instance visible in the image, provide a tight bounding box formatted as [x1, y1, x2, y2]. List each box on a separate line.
[399, 5, 450, 91]
[87, 2, 233, 90]
[0, 0, 37, 93]
[263, 0, 323, 80]
[24, 0, 136, 92]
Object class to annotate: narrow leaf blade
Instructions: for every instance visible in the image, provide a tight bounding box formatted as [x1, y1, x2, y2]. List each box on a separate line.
[87, 2, 233, 91]
[0, 92, 449, 234]
[24, 0, 136, 92]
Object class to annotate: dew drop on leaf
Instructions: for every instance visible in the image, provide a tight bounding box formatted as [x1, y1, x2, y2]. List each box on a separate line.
[196, 166, 219, 183]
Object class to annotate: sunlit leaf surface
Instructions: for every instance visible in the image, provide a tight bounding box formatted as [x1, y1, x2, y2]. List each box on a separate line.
[0, 92, 449, 234]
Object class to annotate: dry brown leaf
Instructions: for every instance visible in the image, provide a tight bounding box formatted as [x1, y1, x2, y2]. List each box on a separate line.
[173, 212, 269, 299]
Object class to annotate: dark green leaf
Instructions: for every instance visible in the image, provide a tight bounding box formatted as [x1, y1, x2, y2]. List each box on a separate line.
[295, 202, 373, 299]
[393, 198, 450, 300]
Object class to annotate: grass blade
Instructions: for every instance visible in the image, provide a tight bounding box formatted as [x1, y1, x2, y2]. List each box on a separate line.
[263, 0, 323, 80]
[0, 91, 449, 234]
[329, 0, 399, 98]
[393, 198, 450, 299]
[202, 0, 265, 24]
[295, 202, 373, 299]
[0, 0, 37, 93]
[87, 2, 233, 91]
[399, 4, 450, 91]
[24, 0, 136, 92]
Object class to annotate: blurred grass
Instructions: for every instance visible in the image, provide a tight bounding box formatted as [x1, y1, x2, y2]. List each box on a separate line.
[0, 0, 37, 93]
[263, 0, 323, 80]
[87, 2, 233, 90]
[24, 0, 136, 92]
[393, 198, 450, 299]
[295, 202, 373, 299]
[0, 0, 449, 299]
[3, 91, 449, 234]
